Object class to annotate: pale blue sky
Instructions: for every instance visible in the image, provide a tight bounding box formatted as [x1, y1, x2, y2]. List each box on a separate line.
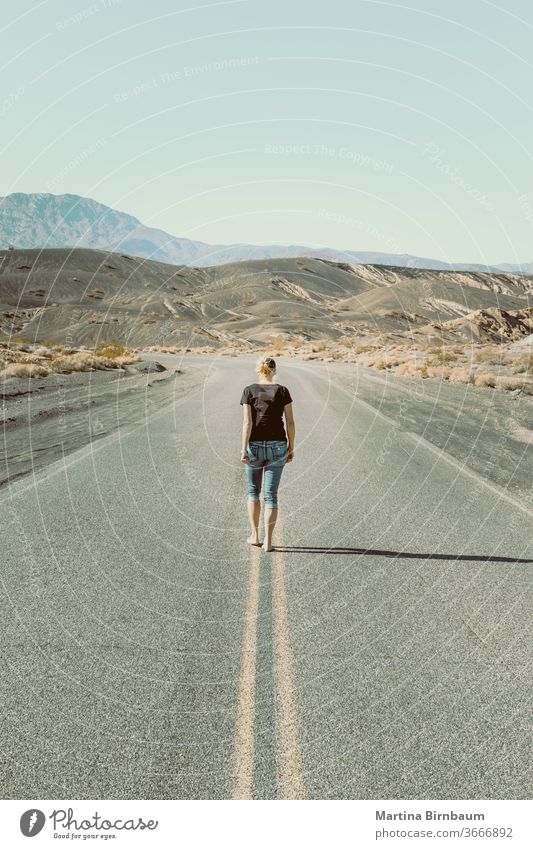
[2, 0, 533, 263]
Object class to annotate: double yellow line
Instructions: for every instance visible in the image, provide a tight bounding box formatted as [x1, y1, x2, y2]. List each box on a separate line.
[232, 515, 306, 799]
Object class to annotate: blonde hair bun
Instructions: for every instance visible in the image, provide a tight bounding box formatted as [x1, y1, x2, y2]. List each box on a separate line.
[255, 355, 276, 377]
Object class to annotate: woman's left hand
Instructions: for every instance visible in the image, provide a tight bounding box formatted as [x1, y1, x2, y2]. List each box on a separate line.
[240, 453, 250, 464]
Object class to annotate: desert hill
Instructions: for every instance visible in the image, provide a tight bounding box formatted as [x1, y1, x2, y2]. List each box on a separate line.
[0, 248, 531, 350]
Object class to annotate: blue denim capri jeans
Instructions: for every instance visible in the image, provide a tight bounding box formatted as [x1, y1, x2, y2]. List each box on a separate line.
[244, 439, 288, 509]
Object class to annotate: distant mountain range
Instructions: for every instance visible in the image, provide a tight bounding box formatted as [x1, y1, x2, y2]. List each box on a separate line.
[1, 192, 531, 274]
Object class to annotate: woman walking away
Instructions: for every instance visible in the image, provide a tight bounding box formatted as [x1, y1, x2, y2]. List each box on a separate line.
[240, 355, 295, 552]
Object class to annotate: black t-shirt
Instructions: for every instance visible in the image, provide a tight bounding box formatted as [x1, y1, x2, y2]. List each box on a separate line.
[240, 383, 293, 441]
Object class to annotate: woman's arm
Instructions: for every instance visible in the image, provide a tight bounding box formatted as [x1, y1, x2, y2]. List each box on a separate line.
[241, 404, 253, 462]
[284, 402, 295, 462]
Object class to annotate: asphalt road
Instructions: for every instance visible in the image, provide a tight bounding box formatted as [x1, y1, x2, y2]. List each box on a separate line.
[1, 354, 532, 800]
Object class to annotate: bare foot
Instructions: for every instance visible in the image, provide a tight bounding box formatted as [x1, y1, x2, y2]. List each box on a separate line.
[247, 534, 261, 546]
[262, 542, 273, 552]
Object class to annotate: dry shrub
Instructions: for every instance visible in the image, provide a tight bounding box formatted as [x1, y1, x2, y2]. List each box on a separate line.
[1, 351, 39, 366]
[385, 352, 404, 367]
[270, 334, 286, 351]
[110, 354, 137, 366]
[395, 361, 421, 377]
[427, 351, 457, 366]
[474, 345, 505, 365]
[50, 354, 99, 373]
[426, 365, 451, 380]
[311, 340, 326, 352]
[1, 362, 50, 379]
[338, 335, 353, 347]
[367, 352, 403, 369]
[47, 351, 135, 373]
[449, 367, 473, 384]
[509, 353, 533, 374]
[354, 344, 375, 355]
[356, 352, 376, 366]
[475, 372, 497, 388]
[289, 337, 305, 350]
[496, 375, 524, 391]
[96, 343, 129, 359]
[71, 352, 103, 367]
[143, 345, 175, 353]
[373, 356, 393, 369]
[39, 341, 75, 355]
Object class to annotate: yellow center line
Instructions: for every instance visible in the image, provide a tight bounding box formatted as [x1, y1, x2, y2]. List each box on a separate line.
[272, 513, 307, 800]
[231, 543, 260, 799]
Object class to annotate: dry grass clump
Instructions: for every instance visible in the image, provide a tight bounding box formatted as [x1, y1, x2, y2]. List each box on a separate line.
[113, 354, 137, 366]
[283, 331, 531, 393]
[288, 336, 305, 350]
[49, 352, 110, 373]
[425, 365, 452, 380]
[387, 352, 406, 367]
[509, 352, 533, 374]
[95, 343, 130, 359]
[395, 362, 469, 382]
[1, 362, 51, 379]
[362, 348, 406, 369]
[427, 351, 457, 366]
[269, 334, 287, 354]
[0, 340, 138, 379]
[41, 340, 76, 353]
[142, 345, 180, 354]
[474, 345, 505, 365]
[150, 345, 217, 354]
[448, 367, 473, 384]
[475, 372, 497, 388]
[1, 351, 43, 366]
[395, 361, 422, 377]
[495, 375, 525, 391]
